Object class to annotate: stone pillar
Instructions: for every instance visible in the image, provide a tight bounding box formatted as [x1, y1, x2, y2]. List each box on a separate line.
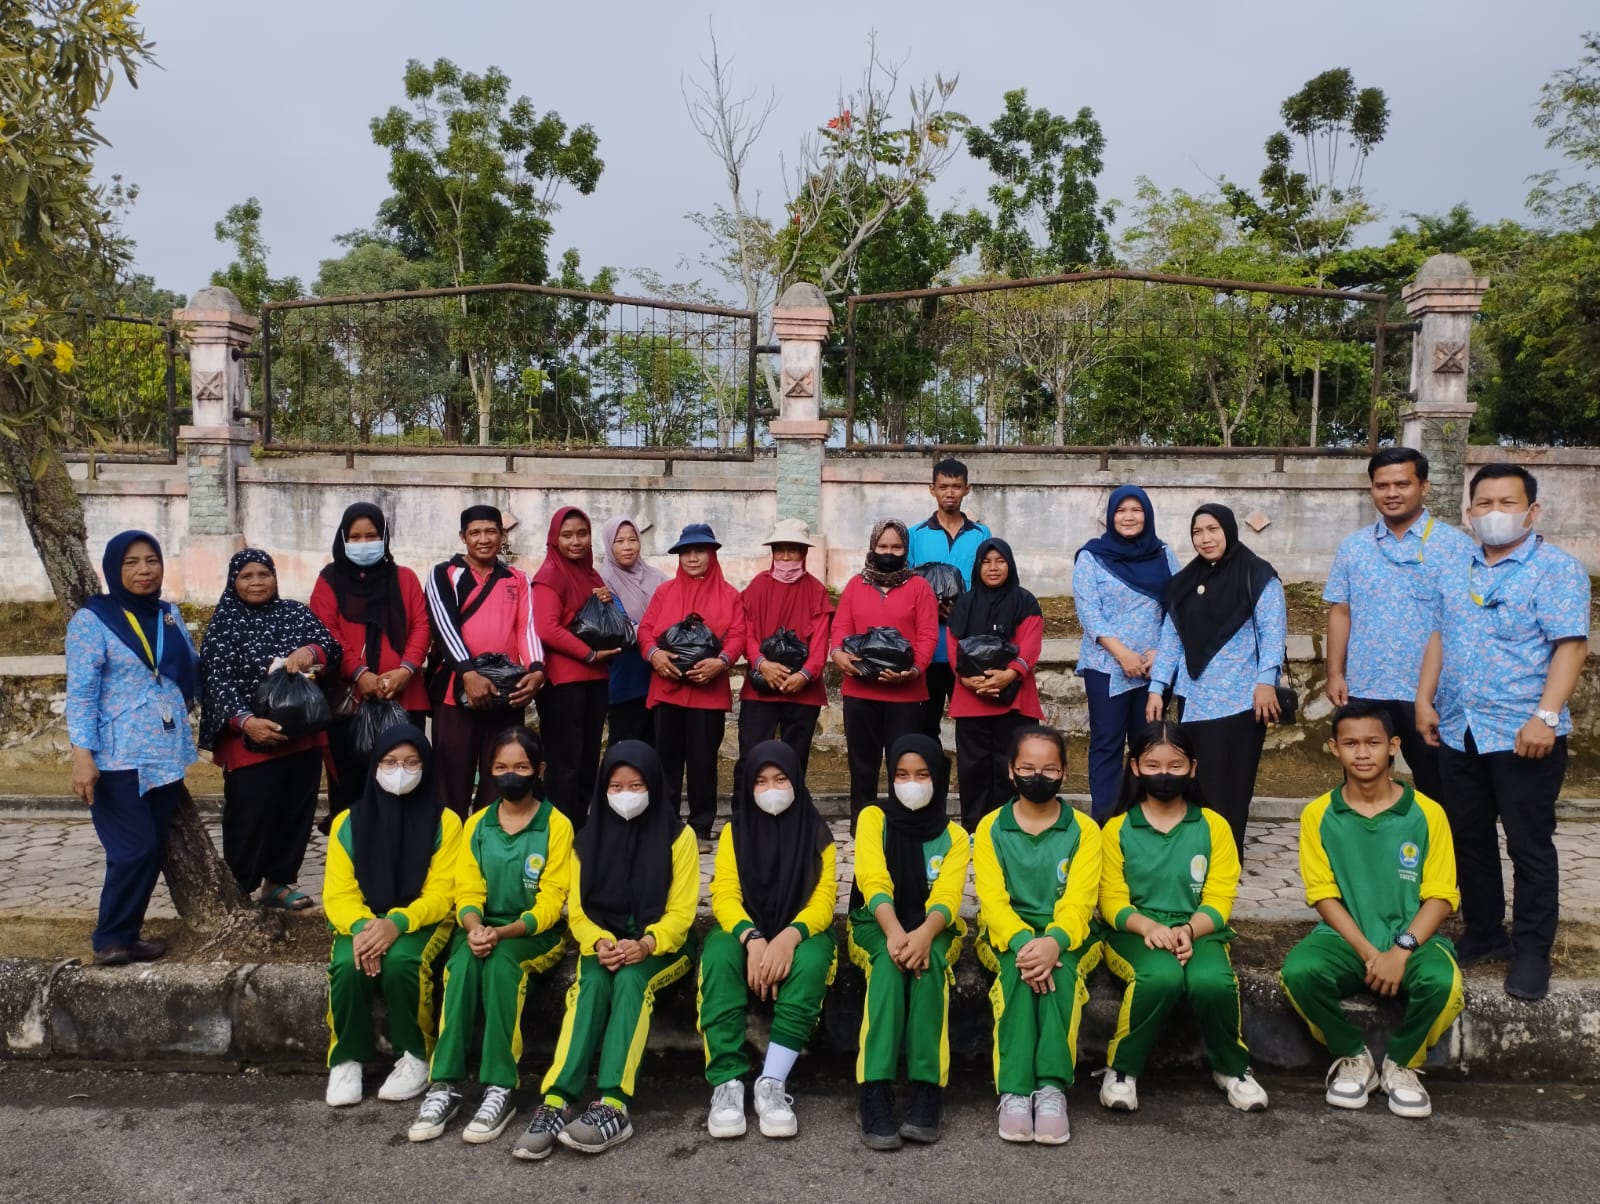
[1399, 254, 1490, 523]
[770, 282, 832, 576]
[171, 285, 259, 601]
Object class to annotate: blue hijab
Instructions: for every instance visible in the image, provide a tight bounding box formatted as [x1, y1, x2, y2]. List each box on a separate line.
[1074, 485, 1172, 601]
[81, 530, 197, 702]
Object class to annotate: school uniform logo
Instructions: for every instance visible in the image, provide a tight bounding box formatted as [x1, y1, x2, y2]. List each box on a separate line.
[523, 852, 545, 887]
[927, 854, 943, 883]
[1055, 857, 1071, 898]
[1398, 842, 1420, 883]
[1190, 855, 1208, 883]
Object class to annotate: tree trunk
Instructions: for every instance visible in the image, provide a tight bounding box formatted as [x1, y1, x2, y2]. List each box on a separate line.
[164, 788, 284, 955]
[1308, 352, 1323, 447]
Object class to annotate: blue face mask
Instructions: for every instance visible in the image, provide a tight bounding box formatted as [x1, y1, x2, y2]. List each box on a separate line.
[345, 539, 386, 567]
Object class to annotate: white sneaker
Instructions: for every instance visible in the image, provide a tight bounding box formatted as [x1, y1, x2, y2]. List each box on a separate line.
[1096, 1068, 1139, 1111]
[378, 1051, 431, 1101]
[462, 1085, 516, 1143]
[752, 1076, 797, 1138]
[1213, 1069, 1269, 1112]
[996, 1092, 1034, 1142]
[707, 1079, 747, 1138]
[326, 1060, 363, 1107]
[1381, 1057, 1433, 1119]
[1030, 1086, 1070, 1145]
[1324, 1048, 1379, 1110]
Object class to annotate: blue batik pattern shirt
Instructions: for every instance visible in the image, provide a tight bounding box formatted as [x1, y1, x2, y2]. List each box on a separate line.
[66, 605, 199, 795]
[908, 513, 991, 666]
[1323, 510, 1475, 701]
[1073, 546, 1183, 696]
[1427, 534, 1590, 754]
[1148, 578, 1287, 722]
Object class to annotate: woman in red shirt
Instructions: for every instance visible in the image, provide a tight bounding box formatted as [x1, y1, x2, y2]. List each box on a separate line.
[946, 538, 1046, 828]
[310, 503, 432, 821]
[831, 519, 939, 825]
[532, 506, 619, 829]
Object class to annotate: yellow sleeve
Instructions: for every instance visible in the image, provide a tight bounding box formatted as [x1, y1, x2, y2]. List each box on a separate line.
[794, 841, 838, 938]
[973, 811, 1031, 953]
[1298, 794, 1339, 907]
[1197, 809, 1239, 928]
[644, 825, 701, 955]
[709, 824, 753, 936]
[853, 806, 894, 913]
[565, 850, 614, 955]
[1098, 814, 1134, 929]
[524, 810, 574, 935]
[454, 810, 490, 923]
[322, 811, 375, 936]
[391, 810, 461, 933]
[1417, 796, 1460, 910]
[925, 821, 970, 928]
[1047, 811, 1101, 952]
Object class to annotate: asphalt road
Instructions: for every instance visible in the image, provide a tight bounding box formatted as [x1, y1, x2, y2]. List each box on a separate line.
[2, 1062, 1598, 1204]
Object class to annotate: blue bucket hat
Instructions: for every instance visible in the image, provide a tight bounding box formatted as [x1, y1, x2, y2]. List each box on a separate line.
[668, 522, 722, 554]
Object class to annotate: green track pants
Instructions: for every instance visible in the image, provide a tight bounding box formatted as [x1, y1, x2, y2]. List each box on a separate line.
[697, 927, 837, 1086]
[847, 919, 962, 1086]
[326, 921, 452, 1067]
[428, 927, 567, 1088]
[978, 938, 1099, 1096]
[1101, 929, 1251, 1078]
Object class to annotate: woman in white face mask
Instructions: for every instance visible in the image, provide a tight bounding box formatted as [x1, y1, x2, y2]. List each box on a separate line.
[323, 724, 463, 1109]
[697, 740, 837, 1142]
[848, 733, 970, 1149]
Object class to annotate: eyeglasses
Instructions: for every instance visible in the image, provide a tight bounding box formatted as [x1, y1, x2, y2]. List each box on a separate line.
[378, 757, 424, 771]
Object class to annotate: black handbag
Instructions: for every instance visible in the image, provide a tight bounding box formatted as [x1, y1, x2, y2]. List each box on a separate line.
[1274, 684, 1299, 724]
[659, 613, 723, 673]
[842, 626, 915, 679]
[753, 627, 809, 692]
[571, 594, 634, 651]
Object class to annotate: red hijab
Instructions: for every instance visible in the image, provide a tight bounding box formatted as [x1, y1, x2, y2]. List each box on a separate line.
[531, 506, 606, 624]
[652, 548, 743, 637]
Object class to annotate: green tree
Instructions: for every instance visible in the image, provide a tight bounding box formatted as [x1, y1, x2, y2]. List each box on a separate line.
[209, 197, 302, 311]
[593, 333, 709, 447]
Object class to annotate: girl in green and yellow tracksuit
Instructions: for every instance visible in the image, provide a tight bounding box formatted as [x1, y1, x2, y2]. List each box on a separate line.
[1095, 720, 1267, 1114]
[698, 740, 838, 1141]
[409, 726, 573, 1145]
[323, 723, 461, 1110]
[849, 732, 968, 1150]
[973, 724, 1101, 1146]
[514, 740, 698, 1161]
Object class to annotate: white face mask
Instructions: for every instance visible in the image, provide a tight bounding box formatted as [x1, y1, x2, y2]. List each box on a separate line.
[607, 789, 649, 821]
[376, 765, 422, 796]
[894, 779, 935, 811]
[754, 785, 795, 816]
[344, 539, 386, 567]
[1471, 508, 1531, 548]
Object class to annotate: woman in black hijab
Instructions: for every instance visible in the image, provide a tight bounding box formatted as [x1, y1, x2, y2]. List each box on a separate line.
[697, 740, 837, 1142]
[1144, 504, 1288, 855]
[322, 723, 462, 1109]
[520, 741, 698, 1159]
[847, 733, 970, 1148]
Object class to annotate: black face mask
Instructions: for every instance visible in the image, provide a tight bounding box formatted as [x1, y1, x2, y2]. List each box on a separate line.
[494, 771, 541, 802]
[1011, 772, 1062, 805]
[1139, 772, 1191, 803]
[869, 552, 906, 573]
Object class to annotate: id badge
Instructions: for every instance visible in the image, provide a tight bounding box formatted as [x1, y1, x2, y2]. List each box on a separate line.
[160, 705, 176, 731]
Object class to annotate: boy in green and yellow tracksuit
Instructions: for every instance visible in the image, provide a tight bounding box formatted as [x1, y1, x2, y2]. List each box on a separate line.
[1280, 702, 1464, 1119]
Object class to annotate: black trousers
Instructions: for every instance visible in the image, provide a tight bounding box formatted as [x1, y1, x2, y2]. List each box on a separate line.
[955, 711, 1032, 830]
[607, 696, 654, 748]
[433, 701, 526, 818]
[655, 703, 725, 839]
[1181, 707, 1265, 859]
[919, 663, 956, 741]
[1083, 670, 1150, 822]
[1349, 696, 1444, 805]
[844, 696, 924, 825]
[536, 679, 610, 830]
[326, 707, 430, 815]
[736, 697, 822, 803]
[222, 747, 322, 893]
[1438, 730, 1566, 959]
[88, 772, 182, 952]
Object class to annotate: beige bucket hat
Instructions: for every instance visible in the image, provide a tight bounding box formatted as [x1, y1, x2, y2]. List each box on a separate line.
[762, 517, 816, 548]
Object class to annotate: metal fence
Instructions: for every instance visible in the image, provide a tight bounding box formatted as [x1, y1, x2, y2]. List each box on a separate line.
[843, 271, 1392, 451]
[258, 284, 761, 458]
[58, 312, 183, 462]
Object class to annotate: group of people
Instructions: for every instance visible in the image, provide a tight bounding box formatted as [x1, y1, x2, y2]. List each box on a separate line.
[62, 449, 1587, 1147]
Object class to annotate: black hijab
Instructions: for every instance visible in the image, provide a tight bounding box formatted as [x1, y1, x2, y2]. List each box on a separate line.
[731, 740, 832, 936]
[348, 723, 442, 915]
[947, 537, 1042, 640]
[1161, 504, 1279, 680]
[318, 502, 408, 670]
[576, 741, 683, 937]
[81, 529, 197, 701]
[876, 733, 953, 930]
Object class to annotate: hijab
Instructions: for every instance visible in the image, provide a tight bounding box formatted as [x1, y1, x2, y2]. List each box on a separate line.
[317, 502, 408, 671]
[575, 741, 684, 936]
[861, 518, 913, 590]
[1161, 504, 1280, 681]
[532, 505, 607, 624]
[81, 530, 197, 701]
[598, 517, 667, 624]
[947, 537, 1042, 641]
[1075, 485, 1174, 601]
[731, 741, 833, 936]
[198, 549, 340, 749]
[348, 723, 442, 915]
[649, 546, 742, 636]
[877, 734, 954, 930]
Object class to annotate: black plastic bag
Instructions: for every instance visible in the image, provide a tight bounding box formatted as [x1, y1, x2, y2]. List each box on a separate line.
[956, 634, 1018, 677]
[660, 613, 723, 673]
[350, 698, 410, 760]
[571, 594, 633, 651]
[250, 668, 333, 744]
[466, 652, 529, 707]
[752, 627, 809, 692]
[915, 562, 966, 608]
[842, 626, 915, 679]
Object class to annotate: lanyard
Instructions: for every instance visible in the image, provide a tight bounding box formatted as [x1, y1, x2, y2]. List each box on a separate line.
[1375, 514, 1434, 567]
[123, 607, 165, 681]
[1469, 537, 1539, 608]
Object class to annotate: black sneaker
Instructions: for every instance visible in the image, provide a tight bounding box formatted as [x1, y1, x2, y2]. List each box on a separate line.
[899, 1081, 943, 1144]
[92, 946, 132, 967]
[128, 938, 167, 962]
[1454, 929, 1514, 967]
[408, 1084, 462, 1143]
[511, 1102, 571, 1161]
[558, 1100, 633, 1154]
[1504, 953, 1551, 1002]
[858, 1081, 901, 1151]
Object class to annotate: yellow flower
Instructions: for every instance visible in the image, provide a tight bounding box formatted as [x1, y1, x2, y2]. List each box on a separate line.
[4, 353, 20, 367]
[22, 336, 43, 358]
[53, 340, 75, 373]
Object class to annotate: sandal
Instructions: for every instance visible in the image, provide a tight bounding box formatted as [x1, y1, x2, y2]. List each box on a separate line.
[261, 884, 313, 911]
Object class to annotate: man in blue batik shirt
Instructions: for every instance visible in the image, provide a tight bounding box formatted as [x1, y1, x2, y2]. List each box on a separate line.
[1417, 463, 1590, 1003]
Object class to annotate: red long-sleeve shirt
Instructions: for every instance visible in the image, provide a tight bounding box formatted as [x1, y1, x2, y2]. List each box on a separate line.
[832, 575, 939, 704]
[637, 578, 747, 712]
[532, 583, 610, 687]
[739, 574, 833, 709]
[308, 567, 432, 713]
[945, 613, 1045, 720]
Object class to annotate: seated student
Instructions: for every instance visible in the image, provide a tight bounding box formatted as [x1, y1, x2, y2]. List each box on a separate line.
[699, 741, 837, 1141]
[1094, 721, 1268, 1114]
[324, 724, 462, 1109]
[513, 741, 698, 1160]
[1280, 701, 1464, 1119]
[972, 725, 1102, 1146]
[409, 727, 572, 1145]
[849, 733, 969, 1150]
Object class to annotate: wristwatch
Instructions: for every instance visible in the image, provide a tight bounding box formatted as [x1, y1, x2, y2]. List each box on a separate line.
[1535, 709, 1560, 728]
[1393, 931, 1419, 952]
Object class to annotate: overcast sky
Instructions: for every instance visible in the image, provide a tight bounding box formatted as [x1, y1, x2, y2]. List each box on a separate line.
[95, 0, 1594, 304]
